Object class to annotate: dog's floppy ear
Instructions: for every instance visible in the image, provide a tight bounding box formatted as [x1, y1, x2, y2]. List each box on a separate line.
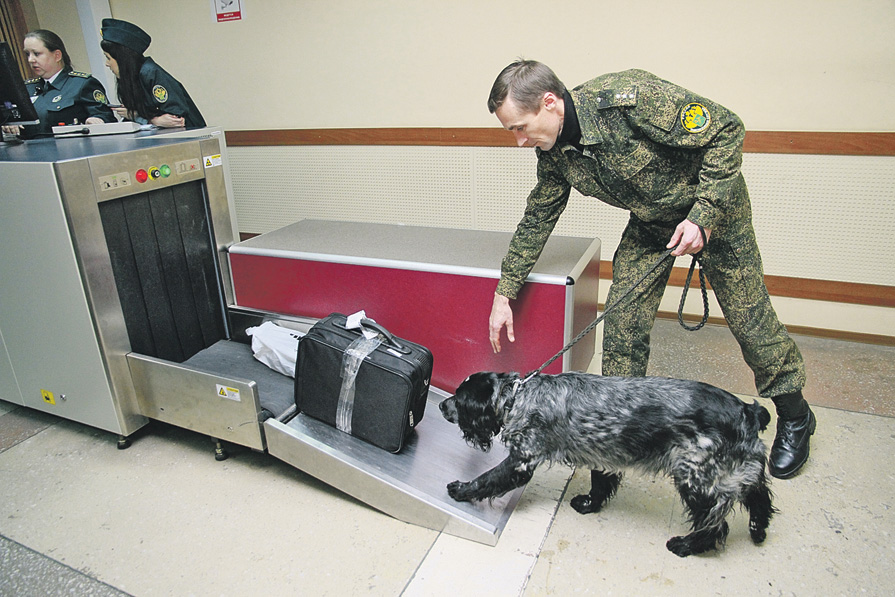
[454, 371, 504, 451]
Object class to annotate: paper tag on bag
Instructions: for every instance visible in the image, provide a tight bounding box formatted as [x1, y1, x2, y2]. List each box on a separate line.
[345, 310, 366, 330]
[345, 310, 379, 339]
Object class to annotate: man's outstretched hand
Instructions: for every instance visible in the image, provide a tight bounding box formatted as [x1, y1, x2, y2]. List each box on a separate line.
[489, 293, 515, 353]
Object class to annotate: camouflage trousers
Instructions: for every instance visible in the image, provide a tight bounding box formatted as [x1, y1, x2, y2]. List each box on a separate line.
[601, 199, 806, 399]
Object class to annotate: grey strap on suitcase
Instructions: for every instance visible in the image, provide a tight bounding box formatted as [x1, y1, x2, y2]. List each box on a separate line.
[294, 313, 433, 453]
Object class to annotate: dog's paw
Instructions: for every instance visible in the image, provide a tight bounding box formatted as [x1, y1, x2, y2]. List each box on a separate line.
[749, 520, 768, 544]
[666, 534, 720, 557]
[570, 493, 603, 514]
[666, 535, 696, 557]
[447, 480, 472, 502]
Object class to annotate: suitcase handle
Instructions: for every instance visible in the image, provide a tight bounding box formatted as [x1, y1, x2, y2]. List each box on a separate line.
[359, 318, 412, 354]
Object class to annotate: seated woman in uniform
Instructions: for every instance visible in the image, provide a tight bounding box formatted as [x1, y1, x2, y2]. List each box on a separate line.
[1, 30, 116, 139]
[100, 18, 206, 129]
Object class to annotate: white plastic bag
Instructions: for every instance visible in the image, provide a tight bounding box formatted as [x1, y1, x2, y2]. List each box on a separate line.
[245, 321, 305, 378]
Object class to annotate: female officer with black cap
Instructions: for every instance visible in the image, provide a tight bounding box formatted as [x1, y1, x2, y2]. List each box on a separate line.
[100, 18, 205, 129]
[1, 29, 115, 139]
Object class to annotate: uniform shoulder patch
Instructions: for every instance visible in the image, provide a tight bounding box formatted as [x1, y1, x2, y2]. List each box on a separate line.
[25, 77, 40, 84]
[152, 84, 168, 103]
[680, 102, 711, 133]
[93, 89, 108, 104]
[70, 71, 90, 78]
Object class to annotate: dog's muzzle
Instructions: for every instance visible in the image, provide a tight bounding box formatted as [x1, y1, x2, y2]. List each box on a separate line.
[439, 397, 459, 424]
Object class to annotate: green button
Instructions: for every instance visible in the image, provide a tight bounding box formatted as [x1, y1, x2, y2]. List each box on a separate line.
[160, 164, 171, 177]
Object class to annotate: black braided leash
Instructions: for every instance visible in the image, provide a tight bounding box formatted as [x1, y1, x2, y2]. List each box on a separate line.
[677, 253, 709, 331]
[679, 225, 710, 331]
[518, 233, 710, 388]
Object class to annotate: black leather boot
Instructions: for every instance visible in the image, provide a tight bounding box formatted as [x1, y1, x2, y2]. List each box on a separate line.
[769, 391, 816, 479]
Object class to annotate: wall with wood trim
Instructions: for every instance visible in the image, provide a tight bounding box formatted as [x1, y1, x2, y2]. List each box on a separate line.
[103, 0, 895, 132]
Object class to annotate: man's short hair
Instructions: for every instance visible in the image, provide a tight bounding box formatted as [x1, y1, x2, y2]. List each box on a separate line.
[487, 60, 566, 114]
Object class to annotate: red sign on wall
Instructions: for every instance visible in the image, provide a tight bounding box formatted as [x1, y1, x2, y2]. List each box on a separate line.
[214, 0, 243, 23]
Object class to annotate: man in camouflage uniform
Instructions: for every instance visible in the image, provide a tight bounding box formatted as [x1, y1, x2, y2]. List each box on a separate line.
[487, 60, 815, 479]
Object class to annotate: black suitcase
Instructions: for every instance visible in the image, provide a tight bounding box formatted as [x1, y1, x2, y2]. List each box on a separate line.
[294, 313, 433, 453]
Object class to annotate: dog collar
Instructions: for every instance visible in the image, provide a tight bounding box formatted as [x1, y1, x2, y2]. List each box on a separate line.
[507, 378, 525, 413]
[496, 378, 521, 418]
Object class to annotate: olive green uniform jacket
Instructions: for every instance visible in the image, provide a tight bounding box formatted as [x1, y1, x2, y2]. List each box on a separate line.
[497, 69, 805, 397]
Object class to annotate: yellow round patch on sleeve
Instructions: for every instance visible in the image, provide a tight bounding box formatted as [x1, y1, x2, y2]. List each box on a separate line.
[680, 102, 711, 133]
[152, 85, 169, 103]
[94, 90, 107, 104]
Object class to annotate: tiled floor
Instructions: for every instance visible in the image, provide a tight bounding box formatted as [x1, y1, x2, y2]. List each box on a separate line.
[1, 319, 893, 596]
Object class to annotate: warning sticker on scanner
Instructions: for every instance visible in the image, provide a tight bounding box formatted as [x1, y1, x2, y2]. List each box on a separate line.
[204, 154, 223, 168]
[216, 384, 241, 401]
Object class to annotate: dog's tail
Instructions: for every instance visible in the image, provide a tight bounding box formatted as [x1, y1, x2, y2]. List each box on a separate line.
[747, 400, 772, 432]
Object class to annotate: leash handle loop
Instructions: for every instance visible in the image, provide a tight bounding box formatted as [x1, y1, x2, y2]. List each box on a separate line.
[677, 255, 710, 331]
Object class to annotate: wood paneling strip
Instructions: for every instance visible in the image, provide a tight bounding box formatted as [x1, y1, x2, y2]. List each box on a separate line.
[742, 131, 895, 156]
[225, 128, 512, 147]
[226, 128, 895, 155]
[607, 263, 894, 308]
[656, 312, 895, 347]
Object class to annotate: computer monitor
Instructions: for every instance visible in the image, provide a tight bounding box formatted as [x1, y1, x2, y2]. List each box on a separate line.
[0, 41, 39, 126]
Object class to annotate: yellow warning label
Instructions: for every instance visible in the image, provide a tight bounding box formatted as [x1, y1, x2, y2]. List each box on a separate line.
[41, 389, 56, 405]
[216, 384, 241, 402]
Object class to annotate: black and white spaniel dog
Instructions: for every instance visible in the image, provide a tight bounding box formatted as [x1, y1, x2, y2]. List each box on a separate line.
[440, 371, 775, 557]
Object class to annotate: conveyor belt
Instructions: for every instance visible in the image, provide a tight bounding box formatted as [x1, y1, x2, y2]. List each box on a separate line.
[183, 339, 294, 417]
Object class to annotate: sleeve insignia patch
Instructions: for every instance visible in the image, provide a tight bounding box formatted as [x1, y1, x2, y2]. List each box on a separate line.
[680, 102, 711, 133]
[94, 90, 108, 104]
[152, 85, 169, 103]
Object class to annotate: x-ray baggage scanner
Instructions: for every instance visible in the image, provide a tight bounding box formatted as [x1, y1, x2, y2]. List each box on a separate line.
[0, 134, 599, 545]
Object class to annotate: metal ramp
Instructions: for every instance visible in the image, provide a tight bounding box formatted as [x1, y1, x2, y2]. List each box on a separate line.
[264, 386, 525, 546]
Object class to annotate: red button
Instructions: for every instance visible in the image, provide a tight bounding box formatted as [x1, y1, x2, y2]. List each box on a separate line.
[135, 169, 149, 183]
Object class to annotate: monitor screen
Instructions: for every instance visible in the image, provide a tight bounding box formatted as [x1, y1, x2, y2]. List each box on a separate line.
[0, 41, 39, 126]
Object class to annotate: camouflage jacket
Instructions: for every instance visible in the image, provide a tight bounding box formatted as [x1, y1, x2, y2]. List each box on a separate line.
[497, 69, 747, 298]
